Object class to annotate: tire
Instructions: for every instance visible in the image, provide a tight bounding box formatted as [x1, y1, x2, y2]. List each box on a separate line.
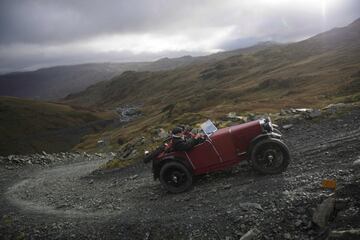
[251, 138, 290, 174]
[159, 161, 193, 193]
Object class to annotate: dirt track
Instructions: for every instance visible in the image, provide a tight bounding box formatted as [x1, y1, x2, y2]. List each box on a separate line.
[1, 108, 360, 240]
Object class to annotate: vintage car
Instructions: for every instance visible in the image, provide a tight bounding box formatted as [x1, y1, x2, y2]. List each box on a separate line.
[144, 118, 290, 193]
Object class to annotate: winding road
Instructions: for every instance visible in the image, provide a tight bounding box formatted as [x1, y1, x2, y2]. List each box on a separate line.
[1, 107, 359, 239]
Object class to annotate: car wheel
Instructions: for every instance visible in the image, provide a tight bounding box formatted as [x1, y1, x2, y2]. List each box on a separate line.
[251, 138, 290, 174]
[159, 161, 193, 193]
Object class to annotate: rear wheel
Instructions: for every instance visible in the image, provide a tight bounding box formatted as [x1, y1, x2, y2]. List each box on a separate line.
[159, 162, 193, 193]
[251, 138, 290, 174]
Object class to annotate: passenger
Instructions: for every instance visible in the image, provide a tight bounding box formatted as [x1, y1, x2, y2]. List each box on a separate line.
[171, 127, 204, 151]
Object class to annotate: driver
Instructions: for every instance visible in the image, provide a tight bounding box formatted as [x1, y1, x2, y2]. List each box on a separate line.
[171, 127, 204, 151]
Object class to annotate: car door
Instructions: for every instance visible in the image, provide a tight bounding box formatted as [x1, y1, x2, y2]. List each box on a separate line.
[186, 140, 221, 172]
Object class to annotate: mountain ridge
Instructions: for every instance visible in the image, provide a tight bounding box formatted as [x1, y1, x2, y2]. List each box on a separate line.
[0, 42, 280, 100]
[63, 18, 360, 152]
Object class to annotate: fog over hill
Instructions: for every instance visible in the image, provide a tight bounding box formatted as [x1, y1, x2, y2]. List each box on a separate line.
[0, 42, 277, 100]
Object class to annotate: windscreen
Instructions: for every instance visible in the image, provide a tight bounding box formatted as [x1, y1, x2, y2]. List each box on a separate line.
[201, 120, 218, 136]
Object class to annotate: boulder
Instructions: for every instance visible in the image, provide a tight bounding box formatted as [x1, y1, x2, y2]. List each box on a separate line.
[328, 229, 360, 240]
[295, 108, 313, 113]
[157, 128, 169, 139]
[97, 139, 106, 147]
[283, 233, 291, 239]
[353, 158, 360, 168]
[227, 112, 237, 119]
[312, 197, 335, 228]
[323, 103, 346, 113]
[309, 109, 322, 118]
[240, 228, 260, 240]
[129, 174, 138, 180]
[226, 112, 247, 123]
[280, 109, 289, 116]
[282, 124, 293, 130]
[239, 202, 263, 211]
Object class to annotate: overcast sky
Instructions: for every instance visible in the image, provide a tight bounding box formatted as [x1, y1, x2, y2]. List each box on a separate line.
[0, 0, 359, 73]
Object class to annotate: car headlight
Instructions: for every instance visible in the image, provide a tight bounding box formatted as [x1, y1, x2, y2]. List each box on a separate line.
[261, 117, 273, 133]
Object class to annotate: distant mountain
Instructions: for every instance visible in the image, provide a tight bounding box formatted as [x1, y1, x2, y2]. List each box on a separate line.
[140, 42, 280, 71]
[0, 41, 279, 100]
[5, 19, 359, 102]
[0, 62, 150, 100]
[66, 18, 360, 114]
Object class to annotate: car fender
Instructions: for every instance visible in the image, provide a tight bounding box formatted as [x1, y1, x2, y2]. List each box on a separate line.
[153, 156, 193, 180]
[248, 133, 282, 156]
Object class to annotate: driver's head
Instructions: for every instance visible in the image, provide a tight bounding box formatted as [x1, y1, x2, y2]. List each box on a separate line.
[172, 127, 184, 137]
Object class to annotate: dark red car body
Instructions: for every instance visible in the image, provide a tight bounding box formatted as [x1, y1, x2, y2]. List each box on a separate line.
[156, 120, 263, 176]
[147, 118, 290, 193]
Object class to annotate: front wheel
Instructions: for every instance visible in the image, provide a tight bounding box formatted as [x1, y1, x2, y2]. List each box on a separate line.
[251, 138, 290, 174]
[159, 162, 193, 193]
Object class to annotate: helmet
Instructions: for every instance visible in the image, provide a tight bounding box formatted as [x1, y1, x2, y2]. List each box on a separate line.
[172, 127, 183, 135]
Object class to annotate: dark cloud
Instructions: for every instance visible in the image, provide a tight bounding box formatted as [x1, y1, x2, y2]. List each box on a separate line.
[0, 0, 359, 72]
[0, 0, 219, 44]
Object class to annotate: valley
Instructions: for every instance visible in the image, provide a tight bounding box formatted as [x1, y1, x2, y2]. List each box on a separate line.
[0, 96, 116, 156]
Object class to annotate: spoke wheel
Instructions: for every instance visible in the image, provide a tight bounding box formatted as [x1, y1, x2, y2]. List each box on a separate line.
[251, 138, 290, 174]
[160, 162, 193, 193]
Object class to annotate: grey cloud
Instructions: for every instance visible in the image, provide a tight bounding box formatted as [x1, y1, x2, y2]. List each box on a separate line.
[0, 0, 222, 44]
[0, 0, 359, 72]
[2, 0, 356, 45]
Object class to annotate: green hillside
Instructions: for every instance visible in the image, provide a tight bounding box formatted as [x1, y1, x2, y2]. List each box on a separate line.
[66, 19, 360, 111]
[0, 96, 115, 155]
[64, 19, 360, 152]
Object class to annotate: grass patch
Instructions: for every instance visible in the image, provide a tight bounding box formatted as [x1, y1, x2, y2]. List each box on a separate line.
[100, 158, 134, 169]
[0, 96, 115, 155]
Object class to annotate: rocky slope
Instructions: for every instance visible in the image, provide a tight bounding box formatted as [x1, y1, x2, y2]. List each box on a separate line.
[0, 106, 359, 240]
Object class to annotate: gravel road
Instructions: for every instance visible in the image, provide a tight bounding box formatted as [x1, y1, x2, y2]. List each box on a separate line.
[1, 108, 359, 240]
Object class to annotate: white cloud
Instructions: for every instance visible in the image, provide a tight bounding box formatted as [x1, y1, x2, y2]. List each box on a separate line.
[85, 26, 235, 54]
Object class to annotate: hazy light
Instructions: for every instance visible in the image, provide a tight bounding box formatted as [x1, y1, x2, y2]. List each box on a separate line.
[322, 0, 327, 18]
[85, 27, 235, 54]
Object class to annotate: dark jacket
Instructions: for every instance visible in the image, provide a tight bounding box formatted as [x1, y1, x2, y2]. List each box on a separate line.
[172, 136, 203, 151]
